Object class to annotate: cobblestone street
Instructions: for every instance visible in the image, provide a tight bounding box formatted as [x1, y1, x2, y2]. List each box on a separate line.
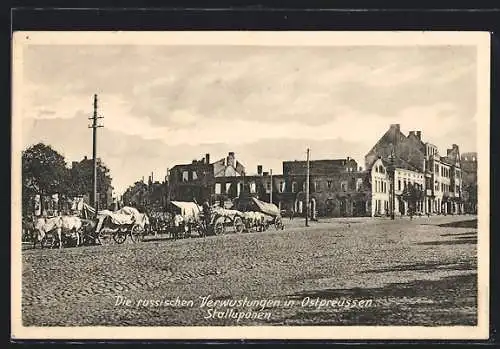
[22, 215, 478, 326]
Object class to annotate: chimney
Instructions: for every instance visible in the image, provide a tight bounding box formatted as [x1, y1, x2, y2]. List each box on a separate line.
[390, 124, 400, 132]
[263, 171, 269, 176]
[257, 165, 263, 175]
[416, 131, 422, 140]
[205, 153, 210, 164]
[408, 131, 415, 137]
[227, 152, 235, 168]
[452, 144, 458, 151]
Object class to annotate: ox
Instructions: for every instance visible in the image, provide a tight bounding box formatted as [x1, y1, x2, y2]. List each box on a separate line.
[33, 215, 83, 249]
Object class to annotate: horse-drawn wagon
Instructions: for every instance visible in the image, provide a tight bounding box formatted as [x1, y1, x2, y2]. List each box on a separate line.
[83, 204, 149, 245]
[238, 197, 284, 232]
[164, 201, 246, 238]
[205, 207, 245, 235]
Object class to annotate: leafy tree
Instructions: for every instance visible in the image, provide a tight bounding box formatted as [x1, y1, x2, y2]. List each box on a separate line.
[401, 182, 424, 216]
[69, 157, 113, 208]
[22, 143, 70, 215]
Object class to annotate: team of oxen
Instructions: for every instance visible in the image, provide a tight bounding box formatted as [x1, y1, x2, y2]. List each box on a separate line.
[22, 198, 285, 249]
[23, 206, 150, 249]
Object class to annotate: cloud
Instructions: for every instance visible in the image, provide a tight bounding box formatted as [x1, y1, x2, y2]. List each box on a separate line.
[22, 45, 477, 130]
[20, 44, 478, 194]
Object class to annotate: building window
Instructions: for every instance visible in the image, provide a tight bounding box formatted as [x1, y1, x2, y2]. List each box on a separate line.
[266, 182, 271, 191]
[313, 181, 318, 192]
[215, 183, 221, 194]
[182, 171, 189, 182]
[327, 180, 332, 189]
[292, 182, 298, 193]
[250, 182, 256, 193]
[192, 171, 198, 180]
[398, 180, 401, 191]
[356, 178, 363, 192]
[281, 181, 286, 193]
[341, 181, 348, 192]
[226, 183, 231, 194]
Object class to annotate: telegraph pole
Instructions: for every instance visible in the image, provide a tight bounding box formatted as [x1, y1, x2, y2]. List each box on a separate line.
[305, 148, 310, 227]
[89, 94, 103, 215]
[269, 169, 273, 204]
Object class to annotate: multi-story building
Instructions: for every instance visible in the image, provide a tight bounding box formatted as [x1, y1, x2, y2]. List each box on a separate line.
[369, 157, 425, 217]
[281, 158, 371, 218]
[423, 143, 463, 215]
[168, 152, 272, 208]
[370, 158, 390, 217]
[365, 124, 463, 216]
[394, 167, 425, 215]
[167, 154, 215, 204]
[167, 153, 372, 218]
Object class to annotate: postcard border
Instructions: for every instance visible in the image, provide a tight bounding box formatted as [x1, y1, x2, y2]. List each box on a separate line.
[11, 30, 491, 340]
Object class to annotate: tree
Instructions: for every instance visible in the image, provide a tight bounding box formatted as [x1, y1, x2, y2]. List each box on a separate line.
[68, 157, 113, 208]
[401, 182, 424, 216]
[22, 143, 70, 215]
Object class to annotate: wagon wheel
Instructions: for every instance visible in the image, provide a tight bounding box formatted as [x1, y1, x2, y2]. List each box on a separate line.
[112, 229, 128, 244]
[41, 236, 53, 249]
[214, 221, 225, 235]
[233, 217, 244, 234]
[196, 222, 207, 238]
[274, 216, 284, 230]
[96, 229, 114, 245]
[129, 225, 144, 243]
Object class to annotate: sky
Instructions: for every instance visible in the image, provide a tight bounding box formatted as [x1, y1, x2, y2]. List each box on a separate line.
[21, 44, 478, 195]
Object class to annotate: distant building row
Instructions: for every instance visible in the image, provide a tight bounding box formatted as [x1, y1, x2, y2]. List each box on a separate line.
[166, 124, 477, 217]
